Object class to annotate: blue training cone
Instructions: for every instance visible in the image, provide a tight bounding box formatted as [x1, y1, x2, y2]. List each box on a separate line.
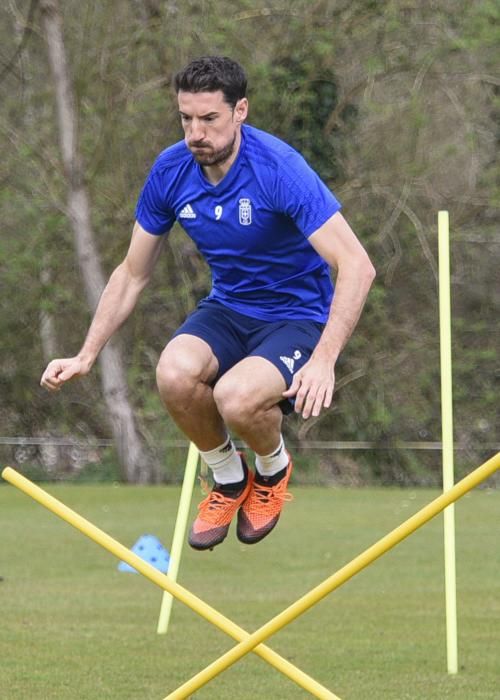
[118, 534, 170, 574]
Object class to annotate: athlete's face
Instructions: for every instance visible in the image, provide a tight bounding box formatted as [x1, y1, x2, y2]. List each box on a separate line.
[178, 90, 248, 168]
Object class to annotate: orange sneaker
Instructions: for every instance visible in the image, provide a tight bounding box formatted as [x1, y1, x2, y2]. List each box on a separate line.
[237, 458, 293, 545]
[189, 457, 253, 551]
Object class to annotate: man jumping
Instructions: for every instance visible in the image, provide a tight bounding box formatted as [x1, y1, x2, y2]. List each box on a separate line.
[41, 56, 375, 551]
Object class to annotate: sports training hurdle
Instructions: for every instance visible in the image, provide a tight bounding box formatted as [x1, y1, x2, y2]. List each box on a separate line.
[1, 465, 340, 700]
[3, 451, 499, 699]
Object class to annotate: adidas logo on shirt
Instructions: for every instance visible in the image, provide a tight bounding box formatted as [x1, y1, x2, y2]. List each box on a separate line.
[179, 203, 196, 219]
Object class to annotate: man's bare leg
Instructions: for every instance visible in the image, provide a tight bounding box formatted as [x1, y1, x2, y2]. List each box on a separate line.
[156, 334, 226, 450]
[156, 332, 246, 483]
[212, 355, 287, 455]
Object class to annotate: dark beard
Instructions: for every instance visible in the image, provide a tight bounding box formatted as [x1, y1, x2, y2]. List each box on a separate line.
[190, 134, 237, 167]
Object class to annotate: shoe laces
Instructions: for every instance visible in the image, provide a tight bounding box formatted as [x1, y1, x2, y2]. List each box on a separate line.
[245, 479, 293, 517]
[197, 489, 241, 526]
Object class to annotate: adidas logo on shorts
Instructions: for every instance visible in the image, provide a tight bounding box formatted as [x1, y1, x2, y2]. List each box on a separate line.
[280, 356, 295, 373]
[280, 350, 302, 374]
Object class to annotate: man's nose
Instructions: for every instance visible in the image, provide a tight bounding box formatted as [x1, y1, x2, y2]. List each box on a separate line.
[190, 119, 205, 142]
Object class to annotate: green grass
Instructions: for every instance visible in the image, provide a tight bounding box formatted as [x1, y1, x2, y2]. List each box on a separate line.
[0, 478, 498, 699]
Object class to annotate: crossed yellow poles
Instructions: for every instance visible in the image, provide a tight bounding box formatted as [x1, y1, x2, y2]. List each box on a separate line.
[3, 451, 499, 699]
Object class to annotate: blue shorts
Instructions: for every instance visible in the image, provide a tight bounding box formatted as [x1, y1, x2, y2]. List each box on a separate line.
[173, 299, 324, 414]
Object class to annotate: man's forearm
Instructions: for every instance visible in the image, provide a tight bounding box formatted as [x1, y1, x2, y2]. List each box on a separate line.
[77, 261, 147, 370]
[313, 258, 375, 364]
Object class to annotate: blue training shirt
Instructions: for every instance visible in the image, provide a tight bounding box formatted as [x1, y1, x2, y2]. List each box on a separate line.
[135, 124, 341, 322]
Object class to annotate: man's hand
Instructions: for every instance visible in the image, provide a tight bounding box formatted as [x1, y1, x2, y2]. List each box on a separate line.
[282, 355, 335, 419]
[40, 356, 91, 392]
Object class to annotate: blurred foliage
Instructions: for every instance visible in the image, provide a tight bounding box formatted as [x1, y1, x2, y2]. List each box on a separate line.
[0, 0, 498, 483]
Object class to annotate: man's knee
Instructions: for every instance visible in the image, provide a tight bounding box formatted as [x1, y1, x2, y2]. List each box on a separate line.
[156, 346, 196, 399]
[156, 336, 218, 402]
[213, 358, 286, 428]
[213, 374, 259, 428]
[156, 350, 190, 400]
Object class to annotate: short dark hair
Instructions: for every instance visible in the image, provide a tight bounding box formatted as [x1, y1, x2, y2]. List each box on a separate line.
[173, 56, 247, 109]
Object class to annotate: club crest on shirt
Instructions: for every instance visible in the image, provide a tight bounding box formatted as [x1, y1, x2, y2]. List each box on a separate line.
[238, 198, 252, 226]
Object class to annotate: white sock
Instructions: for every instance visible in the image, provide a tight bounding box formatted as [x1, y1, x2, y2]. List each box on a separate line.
[255, 436, 289, 477]
[200, 437, 245, 485]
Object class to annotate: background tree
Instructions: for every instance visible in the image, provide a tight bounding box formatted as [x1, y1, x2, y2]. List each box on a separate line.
[36, 0, 158, 482]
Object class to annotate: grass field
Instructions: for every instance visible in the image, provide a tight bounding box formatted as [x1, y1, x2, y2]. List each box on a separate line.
[1, 475, 498, 699]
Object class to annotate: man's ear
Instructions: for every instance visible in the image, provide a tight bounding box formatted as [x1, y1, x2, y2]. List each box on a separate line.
[234, 98, 248, 123]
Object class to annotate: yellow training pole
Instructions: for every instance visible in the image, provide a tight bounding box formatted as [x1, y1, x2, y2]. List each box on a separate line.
[438, 209, 458, 674]
[1, 466, 340, 700]
[167, 452, 500, 699]
[157, 442, 199, 635]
